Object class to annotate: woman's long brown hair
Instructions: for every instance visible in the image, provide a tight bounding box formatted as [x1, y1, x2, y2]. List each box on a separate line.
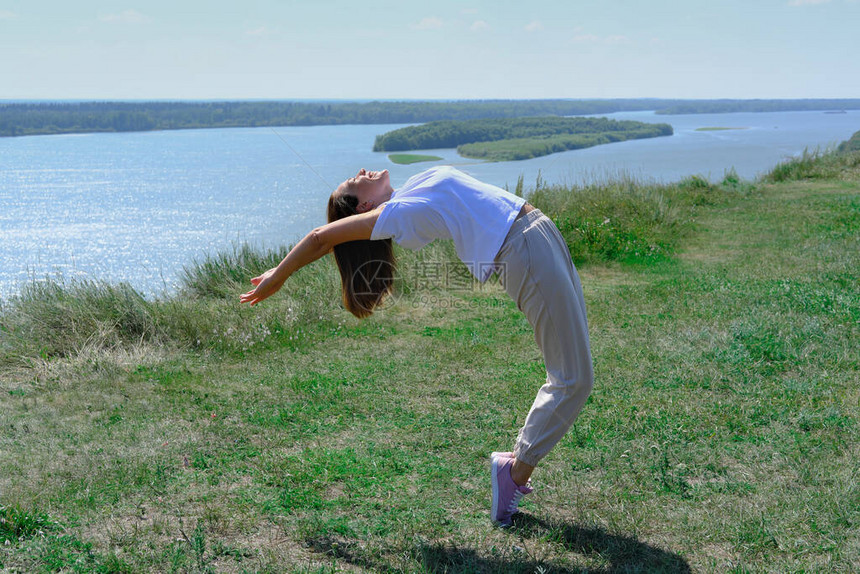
[327, 191, 396, 318]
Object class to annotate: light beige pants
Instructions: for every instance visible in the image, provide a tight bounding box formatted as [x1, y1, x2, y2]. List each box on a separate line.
[494, 208, 594, 467]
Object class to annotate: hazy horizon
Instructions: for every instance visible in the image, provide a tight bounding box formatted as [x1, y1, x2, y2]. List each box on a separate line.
[2, 97, 859, 104]
[2, 0, 858, 100]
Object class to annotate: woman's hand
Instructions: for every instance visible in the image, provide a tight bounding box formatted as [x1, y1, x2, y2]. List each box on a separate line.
[238, 207, 381, 307]
[239, 267, 285, 306]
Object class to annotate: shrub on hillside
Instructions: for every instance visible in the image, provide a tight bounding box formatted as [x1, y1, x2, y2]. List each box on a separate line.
[837, 129, 860, 153]
[764, 147, 860, 182]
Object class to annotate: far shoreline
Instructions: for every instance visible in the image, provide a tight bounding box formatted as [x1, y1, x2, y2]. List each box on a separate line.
[1, 99, 858, 139]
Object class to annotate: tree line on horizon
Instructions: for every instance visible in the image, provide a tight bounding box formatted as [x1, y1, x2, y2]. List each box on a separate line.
[0, 99, 857, 138]
[656, 99, 860, 115]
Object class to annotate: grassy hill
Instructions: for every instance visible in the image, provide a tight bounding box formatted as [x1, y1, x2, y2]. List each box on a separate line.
[1, 148, 858, 572]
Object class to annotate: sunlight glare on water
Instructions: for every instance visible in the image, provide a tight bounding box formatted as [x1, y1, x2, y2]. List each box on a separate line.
[0, 110, 857, 300]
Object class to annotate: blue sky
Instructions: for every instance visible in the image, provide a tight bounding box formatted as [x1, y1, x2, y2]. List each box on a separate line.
[1, 0, 857, 100]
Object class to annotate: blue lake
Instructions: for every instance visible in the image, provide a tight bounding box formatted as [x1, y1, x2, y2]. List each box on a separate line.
[0, 110, 857, 300]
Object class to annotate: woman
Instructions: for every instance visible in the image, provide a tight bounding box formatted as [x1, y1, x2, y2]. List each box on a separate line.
[240, 166, 593, 526]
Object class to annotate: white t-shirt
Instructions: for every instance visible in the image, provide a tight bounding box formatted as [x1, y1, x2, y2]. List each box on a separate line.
[370, 166, 526, 282]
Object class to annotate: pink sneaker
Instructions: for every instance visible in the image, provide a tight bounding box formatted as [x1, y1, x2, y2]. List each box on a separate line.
[491, 456, 533, 526]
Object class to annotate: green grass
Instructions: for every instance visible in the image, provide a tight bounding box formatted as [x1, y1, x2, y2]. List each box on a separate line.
[1, 150, 858, 572]
[387, 153, 443, 165]
[763, 147, 860, 183]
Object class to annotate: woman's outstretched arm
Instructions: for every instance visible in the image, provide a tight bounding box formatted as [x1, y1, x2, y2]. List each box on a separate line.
[239, 205, 384, 306]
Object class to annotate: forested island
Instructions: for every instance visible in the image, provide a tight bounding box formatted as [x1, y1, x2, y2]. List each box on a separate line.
[373, 117, 673, 161]
[0, 98, 858, 138]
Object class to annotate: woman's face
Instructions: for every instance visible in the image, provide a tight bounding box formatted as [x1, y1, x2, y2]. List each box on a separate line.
[337, 168, 392, 213]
